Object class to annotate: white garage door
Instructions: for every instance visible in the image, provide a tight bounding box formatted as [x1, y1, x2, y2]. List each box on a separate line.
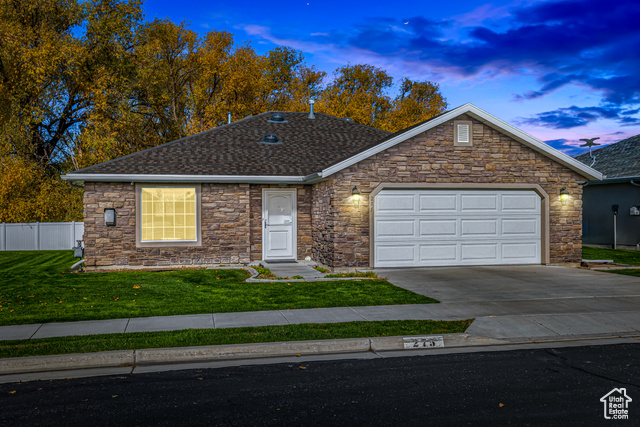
[374, 189, 541, 267]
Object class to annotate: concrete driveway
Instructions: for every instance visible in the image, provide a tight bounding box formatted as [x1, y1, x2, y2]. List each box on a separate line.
[375, 265, 640, 303]
[375, 265, 640, 339]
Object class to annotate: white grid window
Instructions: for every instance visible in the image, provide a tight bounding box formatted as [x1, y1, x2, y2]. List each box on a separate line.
[141, 187, 197, 241]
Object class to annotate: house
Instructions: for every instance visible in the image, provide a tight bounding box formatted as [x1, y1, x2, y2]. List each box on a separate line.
[575, 134, 640, 249]
[61, 103, 601, 270]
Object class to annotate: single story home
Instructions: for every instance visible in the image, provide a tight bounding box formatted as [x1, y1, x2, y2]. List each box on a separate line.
[575, 134, 640, 249]
[62, 103, 601, 270]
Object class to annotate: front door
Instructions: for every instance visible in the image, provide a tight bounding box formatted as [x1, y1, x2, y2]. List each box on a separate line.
[262, 189, 297, 261]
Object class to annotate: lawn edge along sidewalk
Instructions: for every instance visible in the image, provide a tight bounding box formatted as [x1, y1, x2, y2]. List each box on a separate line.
[0, 333, 505, 376]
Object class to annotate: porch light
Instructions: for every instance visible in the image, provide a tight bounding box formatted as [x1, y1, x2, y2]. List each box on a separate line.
[352, 186, 361, 207]
[560, 188, 570, 205]
[104, 208, 116, 226]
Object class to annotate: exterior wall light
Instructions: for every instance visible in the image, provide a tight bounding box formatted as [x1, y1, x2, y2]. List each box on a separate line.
[352, 186, 361, 207]
[104, 208, 116, 226]
[560, 188, 570, 206]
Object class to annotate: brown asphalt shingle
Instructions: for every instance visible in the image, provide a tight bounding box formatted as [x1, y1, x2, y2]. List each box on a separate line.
[69, 112, 391, 177]
[574, 134, 640, 179]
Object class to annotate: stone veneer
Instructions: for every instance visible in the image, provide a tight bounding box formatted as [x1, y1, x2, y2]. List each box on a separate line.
[83, 183, 252, 267]
[311, 114, 586, 268]
[83, 113, 586, 269]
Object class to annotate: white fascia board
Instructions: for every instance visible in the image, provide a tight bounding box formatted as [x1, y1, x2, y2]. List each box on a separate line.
[61, 174, 308, 184]
[320, 103, 603, 182]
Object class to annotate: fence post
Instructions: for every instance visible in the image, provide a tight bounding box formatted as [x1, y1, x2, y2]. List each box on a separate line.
[71, 221, 75, 249]
[1, 223, 4, 251]
[36, 222, 40, 250]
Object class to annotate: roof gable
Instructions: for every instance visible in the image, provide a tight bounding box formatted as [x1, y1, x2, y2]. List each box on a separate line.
[320, 103, 603, 181]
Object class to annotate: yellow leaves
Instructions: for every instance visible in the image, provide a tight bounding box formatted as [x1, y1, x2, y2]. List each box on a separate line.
[133, 285, 140, 289]
[298, 366, 307, 370]
[499, 403, 505, 408]
[9, 391, 16, 394]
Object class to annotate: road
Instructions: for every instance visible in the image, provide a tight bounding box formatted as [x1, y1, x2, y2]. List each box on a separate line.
[1, 344, 638, 426]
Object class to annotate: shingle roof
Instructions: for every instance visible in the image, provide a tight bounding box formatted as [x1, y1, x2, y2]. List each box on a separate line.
[574, 134, 640, 179]
[68, 112, 391, 177]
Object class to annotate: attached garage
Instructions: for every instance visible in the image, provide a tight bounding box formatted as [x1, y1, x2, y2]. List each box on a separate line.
[373, 188, 543, 268]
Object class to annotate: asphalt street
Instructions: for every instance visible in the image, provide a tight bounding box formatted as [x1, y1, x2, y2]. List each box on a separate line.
[1, 343, 638, 426]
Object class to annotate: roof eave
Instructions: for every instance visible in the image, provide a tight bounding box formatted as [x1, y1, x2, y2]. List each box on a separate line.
[61, 173, 310, 184]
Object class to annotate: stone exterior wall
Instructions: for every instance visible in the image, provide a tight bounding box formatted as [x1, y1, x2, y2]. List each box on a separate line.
[83, 182, 251, 267]
[249, 184, 313, 261]
[312, 114, 585, 268]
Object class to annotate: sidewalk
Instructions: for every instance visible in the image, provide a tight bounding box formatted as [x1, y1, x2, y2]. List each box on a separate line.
[2, 295, 640, 342]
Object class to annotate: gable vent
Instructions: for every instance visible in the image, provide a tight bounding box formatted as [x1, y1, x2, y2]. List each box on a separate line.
[457, 124, 470, 143]
[260, 133, 282, 145]
[268, 113, 287, 123]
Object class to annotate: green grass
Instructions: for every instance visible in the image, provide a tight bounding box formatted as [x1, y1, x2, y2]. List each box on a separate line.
[325, 271, 379, 278]
[0, 251, 437, 326]
[314, 266, 330, 273]
[0, 319, 472, 359]
[583, 246, 640, 265]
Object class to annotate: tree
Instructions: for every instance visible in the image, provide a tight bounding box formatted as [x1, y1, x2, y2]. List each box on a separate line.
[317, 64, 393, 128]
[0, 2, 447, 223]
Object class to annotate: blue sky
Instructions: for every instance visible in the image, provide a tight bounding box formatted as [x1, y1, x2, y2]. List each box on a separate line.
[144, 0, 640, 156]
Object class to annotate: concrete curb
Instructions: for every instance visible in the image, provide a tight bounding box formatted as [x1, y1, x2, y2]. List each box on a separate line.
[3, 332, 635, 377]
[0, 334, 511, 376]
[0, 350, 134, 375]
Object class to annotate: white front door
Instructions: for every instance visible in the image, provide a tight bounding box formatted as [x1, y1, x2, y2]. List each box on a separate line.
[263, 189, 297, 261]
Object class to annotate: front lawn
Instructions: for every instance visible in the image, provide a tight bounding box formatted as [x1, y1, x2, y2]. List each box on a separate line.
[0, 251, 437, 326]
[582, 246, 640, 265]
[0, 319, 472, 359]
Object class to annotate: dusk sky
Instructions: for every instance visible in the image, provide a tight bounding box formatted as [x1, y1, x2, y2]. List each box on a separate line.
[144, 0, 640, 156]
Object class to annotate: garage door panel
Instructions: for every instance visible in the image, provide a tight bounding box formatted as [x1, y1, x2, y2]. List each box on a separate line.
[375, 220, 415, 238]
[502, 194, 539, 212]
[502, 218, 538, 236]
[376, 245, 416, 263]
[461, 194, 498, 211]
[376, 194, 415, 213]
[375, 189, 541, 267]
[420, 244, 457, 261]
[461, 243, 498, 260]
[502, 242, 540, 261]
[419, 194, 457, 212]
[419, 219, 457, 236]
[461, 219, 498, 236]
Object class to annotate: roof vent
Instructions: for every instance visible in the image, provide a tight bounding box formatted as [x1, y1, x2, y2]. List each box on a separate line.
[343, 117, 353, 122]
[261, 133, 282, 145]
[268, 113, 287, 123]
[308, 98, 316, 119]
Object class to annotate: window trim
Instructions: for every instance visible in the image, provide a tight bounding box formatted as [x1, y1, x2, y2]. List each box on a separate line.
[454, 120, 473, 147]
[135, 183, 202, 248]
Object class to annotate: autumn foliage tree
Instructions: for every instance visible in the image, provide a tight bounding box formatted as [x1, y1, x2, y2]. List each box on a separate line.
[0, 0, 447, 223]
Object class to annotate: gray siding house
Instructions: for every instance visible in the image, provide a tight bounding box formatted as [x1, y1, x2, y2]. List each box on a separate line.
[575, 134, 640, 249]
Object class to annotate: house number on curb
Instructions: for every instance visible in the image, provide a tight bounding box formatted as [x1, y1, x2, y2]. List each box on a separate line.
[403, 336, 445, 349]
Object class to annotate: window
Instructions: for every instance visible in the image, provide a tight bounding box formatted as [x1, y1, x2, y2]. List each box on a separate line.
[136, 185, 201, 246]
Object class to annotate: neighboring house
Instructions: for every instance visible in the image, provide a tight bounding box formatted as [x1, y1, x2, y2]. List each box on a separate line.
[575, 134, 640, 249]
[62, 103, 601, 270]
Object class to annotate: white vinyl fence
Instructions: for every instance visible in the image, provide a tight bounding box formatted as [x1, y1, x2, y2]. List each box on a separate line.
[0, 222, 84, 251]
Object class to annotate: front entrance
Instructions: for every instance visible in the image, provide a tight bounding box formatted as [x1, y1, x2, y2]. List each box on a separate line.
[262, 189, 297, 261]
